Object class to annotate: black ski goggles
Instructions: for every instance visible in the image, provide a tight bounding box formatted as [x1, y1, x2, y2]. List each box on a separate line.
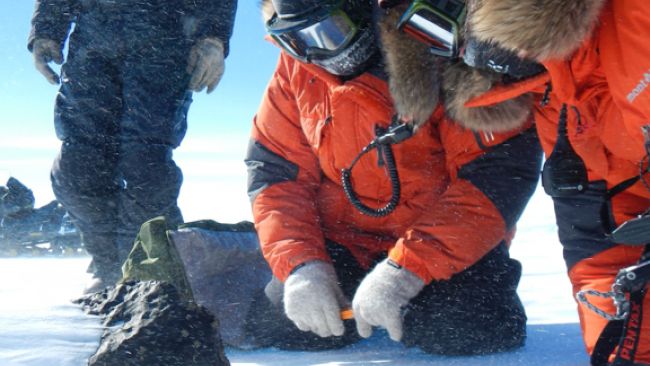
[397, 0, 466, 58]
[266, 7, 359, 63]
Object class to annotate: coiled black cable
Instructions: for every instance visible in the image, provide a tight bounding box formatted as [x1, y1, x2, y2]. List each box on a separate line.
[341, 142, 401, 217]
[341, 119, 413, 217]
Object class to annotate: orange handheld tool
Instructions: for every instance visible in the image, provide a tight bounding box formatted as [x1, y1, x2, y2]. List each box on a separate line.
[340, 308, 354, 320]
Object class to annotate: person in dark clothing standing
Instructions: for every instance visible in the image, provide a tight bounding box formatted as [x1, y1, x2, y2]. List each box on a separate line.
[28, 0, 238, 292]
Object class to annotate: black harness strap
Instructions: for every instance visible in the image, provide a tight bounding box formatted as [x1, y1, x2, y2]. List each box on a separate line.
[607, 176, 642, 200]
[591, 246, 650, 366]
[612, 289, 645, 365]
[592, 319, 625, 366]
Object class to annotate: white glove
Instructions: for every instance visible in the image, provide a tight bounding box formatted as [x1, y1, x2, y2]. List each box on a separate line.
[283, 261, 348, 338]
[187, 37, 225, 94]
[352, 259, 425, 341]
[32, 38, 63, 85]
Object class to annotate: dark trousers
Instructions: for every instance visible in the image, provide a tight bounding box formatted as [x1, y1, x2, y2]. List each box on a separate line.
[244, 241, 526, 355]
[50, 5, 193, 279]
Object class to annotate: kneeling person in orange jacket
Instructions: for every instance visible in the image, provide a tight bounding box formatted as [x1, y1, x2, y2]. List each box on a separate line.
[244, 0, 542, 354]
[384, 0, 650, 363]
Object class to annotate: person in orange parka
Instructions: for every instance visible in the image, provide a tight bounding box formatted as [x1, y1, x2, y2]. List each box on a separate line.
[420, 0, 650, 363]
[243, 0, 542, 354]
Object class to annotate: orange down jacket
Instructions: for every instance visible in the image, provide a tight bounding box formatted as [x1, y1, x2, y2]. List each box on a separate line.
[466, 1, 650, 358]
[468, 0, 650, 267]
[245, 52, 541, 283]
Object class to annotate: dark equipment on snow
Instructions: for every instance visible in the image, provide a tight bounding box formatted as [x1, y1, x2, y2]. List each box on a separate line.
[341, 115, 414, 217]
[0, 177, 81, 256]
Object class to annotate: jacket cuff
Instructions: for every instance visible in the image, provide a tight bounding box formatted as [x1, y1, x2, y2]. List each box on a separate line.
[388, 244, 434, 284]
[272, 252, 332, 282]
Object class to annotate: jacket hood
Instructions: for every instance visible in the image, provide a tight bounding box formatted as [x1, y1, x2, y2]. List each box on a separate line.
[468, 0, 606, 61]
[376, 4, 444, 130]
[377, 4, 532, 132]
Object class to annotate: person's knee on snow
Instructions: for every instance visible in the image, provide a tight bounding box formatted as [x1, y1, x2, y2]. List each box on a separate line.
[402, 244, 526, 355]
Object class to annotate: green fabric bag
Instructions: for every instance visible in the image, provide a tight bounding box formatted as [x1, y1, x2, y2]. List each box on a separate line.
[121, 216, 258, 304]
[121, 216, 195, 303]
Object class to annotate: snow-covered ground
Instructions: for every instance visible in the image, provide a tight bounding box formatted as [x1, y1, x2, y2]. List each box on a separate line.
[0, 258, 100, 365]
[0, 184, 591, 366]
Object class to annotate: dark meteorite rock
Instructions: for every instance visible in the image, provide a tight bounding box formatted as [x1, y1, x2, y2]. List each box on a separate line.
[75, 280, 230, 366]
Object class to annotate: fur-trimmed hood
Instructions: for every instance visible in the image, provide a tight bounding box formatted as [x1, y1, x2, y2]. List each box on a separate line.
[376, 4, 532, 132]
[375, 3, 444, 129]
[468, 0, 606, 62]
